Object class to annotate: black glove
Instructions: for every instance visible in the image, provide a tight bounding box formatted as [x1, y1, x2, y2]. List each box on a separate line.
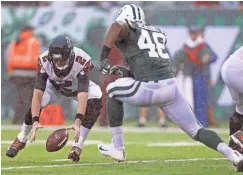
[100, 59, 111, 74]
[109, 65, 133, 77]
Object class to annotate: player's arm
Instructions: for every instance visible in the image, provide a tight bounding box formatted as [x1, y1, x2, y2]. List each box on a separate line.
[31, 62, 48, 122]
[70, 72, 89, 142]
[99, 21, 129, 74]
[30, 60, 48, 142]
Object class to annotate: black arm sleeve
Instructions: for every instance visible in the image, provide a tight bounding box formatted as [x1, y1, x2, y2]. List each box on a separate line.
[34, 72, 48, 91]
[77, 73, 89, 93]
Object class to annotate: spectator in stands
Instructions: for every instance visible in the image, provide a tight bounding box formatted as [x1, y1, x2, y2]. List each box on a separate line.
[7, 25, 40, 124]
[138, 107, 168, 128]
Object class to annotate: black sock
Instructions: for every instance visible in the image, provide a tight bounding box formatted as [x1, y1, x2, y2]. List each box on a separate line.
[196, 128, 224, 150]
[107, 97, 123, 127]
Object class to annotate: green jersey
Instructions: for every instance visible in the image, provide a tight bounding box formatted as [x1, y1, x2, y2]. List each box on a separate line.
[115, 21, 175, 81]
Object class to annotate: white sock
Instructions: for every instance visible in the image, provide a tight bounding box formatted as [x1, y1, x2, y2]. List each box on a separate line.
[217, 142, 234, 162]
[17, 123, 32, 143]
[72, 126, 90, 149]
[159, 118, 166, 125]
[110, 126, 124, 149]
[139, 118, 146, 124]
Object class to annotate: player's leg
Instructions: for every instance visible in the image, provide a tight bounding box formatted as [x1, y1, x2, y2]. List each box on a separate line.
[98, 96, 126, 162]
[98, 77, 137, 161]
[137, 107, 148, 127]
[158, 108, 168, 128]
[68, 81, 102, 162]
[161, 86, 243, 171]
[6, 80, 60, 158]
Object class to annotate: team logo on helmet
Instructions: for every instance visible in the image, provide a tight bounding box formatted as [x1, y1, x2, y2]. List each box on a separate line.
[116, 4, 145, 24]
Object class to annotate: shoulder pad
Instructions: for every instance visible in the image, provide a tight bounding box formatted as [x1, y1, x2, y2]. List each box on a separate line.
[38, 50, 52, 74]
[39, 50, 50, 64]
[73, 47, 91, 62]
[73, 47, 93, 75]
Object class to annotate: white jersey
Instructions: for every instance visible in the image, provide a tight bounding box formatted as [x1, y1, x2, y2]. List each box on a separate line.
[39, 47, 93, 96]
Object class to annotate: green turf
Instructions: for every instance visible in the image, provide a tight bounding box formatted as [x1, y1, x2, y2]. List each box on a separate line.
[1, 127, 238, 175]
[1, 119, 230, 128]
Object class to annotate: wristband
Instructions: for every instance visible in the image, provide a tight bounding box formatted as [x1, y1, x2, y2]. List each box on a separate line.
[32, 116, 39, 123]
[75, 113, 84, 122]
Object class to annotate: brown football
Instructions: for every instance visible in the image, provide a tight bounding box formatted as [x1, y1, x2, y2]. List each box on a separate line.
[46, 128, 69, 152]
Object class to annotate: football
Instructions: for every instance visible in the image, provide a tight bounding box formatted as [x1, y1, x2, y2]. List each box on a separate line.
[46, 128, 69, 152]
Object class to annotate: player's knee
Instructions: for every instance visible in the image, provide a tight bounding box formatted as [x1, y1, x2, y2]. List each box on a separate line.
[24, 107, 32, 125]
[184, 125, 203, 140]
[106, 82, 115, 98]
[194, 128, 204, 141]
[81, 98, 102, 129]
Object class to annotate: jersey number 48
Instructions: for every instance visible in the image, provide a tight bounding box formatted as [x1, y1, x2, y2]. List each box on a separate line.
[138, 29, 169, 59]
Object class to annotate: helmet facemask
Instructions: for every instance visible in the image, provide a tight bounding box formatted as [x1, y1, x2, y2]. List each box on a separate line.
[50, 49, 72, 71]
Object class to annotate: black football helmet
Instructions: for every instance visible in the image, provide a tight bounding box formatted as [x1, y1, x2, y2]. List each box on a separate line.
[48, 35, 75, 77]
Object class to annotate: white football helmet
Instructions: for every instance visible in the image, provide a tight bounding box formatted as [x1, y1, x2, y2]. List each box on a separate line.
[116, 4, 145, 24]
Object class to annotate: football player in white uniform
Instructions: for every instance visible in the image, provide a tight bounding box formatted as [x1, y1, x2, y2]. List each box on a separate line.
[221, 46, 243, 153]
[6, 35, 102, 162]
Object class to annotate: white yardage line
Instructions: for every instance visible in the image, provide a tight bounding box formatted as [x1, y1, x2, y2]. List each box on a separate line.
[1, 125, 229, 134]
[1, 140, 205, 147]
[148, 142, 203, 147]
[164, 158, 226, 162]
[2, 158, 227, 170]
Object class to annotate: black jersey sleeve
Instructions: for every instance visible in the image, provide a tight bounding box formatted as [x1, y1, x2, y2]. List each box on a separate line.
[34, 72, 48, 92]
[77, 73, 89, 93]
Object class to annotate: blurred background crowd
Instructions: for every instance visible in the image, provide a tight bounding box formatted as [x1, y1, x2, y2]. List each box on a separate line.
[1, 1, 243, 127]
[2, 1, 243, 9]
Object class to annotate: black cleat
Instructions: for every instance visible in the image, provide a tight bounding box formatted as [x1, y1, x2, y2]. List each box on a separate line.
[6, 138, 26, 158]
[137, 123, 145, 127]
[160, 123, 168, 128]
[68, 146, 82, 162]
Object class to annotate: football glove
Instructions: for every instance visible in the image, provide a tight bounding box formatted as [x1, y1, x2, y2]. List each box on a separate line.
[109, 65, 132, 77]
[100, 59, 111, 74]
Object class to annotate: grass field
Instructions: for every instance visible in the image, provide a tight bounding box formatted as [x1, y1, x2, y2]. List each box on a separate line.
[1, 125, 239, 175]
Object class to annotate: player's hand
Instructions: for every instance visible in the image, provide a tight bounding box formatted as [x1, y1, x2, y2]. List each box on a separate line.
[68, 124, 80, 143]
[30, 121, 43, 143]
[100, 59, 111, 74]
[109, 65, 131, 77]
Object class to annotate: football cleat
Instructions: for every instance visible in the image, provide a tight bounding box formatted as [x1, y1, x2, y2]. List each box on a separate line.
[231, 150, 243, 172]
[160, 123, 168, 128]
[98, 143, 125, 162]
[6, 138, 26, 158]
[137, 123, 145, 128]
[68, 146, 82, 162]
[230, 130, 243, 153]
